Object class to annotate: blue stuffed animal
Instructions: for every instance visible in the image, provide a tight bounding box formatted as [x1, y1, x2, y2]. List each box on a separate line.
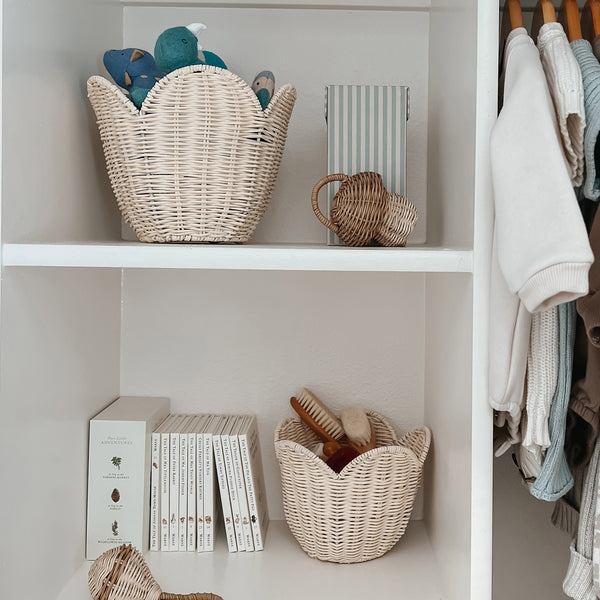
[103, 48, 163, 108]
[154, 24, 228, 74]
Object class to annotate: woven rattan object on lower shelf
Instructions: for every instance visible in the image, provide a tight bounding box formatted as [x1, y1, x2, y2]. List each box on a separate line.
[87, 65, 296, 243]
[274, 411, 431, 564]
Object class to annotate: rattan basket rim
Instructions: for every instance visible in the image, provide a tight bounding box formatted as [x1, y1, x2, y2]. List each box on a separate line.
[274, 411, 430, 480]
[87, 64, 296, 117]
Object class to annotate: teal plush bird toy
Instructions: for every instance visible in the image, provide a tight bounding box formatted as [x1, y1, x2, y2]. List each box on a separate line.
[154, 23, 228, 74]
[103, 48, 163, 108]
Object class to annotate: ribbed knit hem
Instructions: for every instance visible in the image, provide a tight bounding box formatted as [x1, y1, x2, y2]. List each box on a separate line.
[519, 262, 591, 313]
[563, 542, 595, 600]
[531, 470, 574, 502]
[552, 498, 579, 537]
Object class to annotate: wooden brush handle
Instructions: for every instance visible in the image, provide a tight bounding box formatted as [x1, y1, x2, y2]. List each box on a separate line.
[290, 396, 338, 443]
[323, 441, 341, 457]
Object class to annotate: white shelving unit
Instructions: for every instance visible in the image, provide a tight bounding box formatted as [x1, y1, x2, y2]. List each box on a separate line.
[0, 1, 499, 600]
[3, 243, 474, 272]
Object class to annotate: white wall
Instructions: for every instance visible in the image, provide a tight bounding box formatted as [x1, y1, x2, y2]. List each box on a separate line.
[0, 268, 121, 599]
[2, 0, 122, 243]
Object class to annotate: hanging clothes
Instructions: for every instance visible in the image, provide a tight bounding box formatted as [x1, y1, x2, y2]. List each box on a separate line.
[489, 27, 594, 456]
[538, 21, 586, 187]
[531, 302, 577, 500]
[562, 435, 600, 600]
[518, 309, 559, 480]
[571, 38, 600, 200]
[519, 20, 586, 484]
[566, 205, 600, 469]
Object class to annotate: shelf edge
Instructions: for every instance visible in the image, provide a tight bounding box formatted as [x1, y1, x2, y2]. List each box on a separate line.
[2, 243, 474, 273]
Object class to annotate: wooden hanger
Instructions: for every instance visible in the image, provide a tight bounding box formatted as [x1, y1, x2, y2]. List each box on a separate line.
[502, 0, 523, 33]
[500, 0, 523, 62]
[582, 0, 600, 41]
[559, 0, 583, 41]
[532, 0, 557, 43]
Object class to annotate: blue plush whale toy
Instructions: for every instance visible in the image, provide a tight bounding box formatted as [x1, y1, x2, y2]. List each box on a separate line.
[103, 48, 163, 108]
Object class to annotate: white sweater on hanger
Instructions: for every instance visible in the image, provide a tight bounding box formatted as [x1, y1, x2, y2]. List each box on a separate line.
[489, 28, 593, 455]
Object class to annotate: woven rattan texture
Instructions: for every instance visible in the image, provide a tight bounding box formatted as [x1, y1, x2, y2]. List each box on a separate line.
[375, 192, 418, 247]
[311, 172, 417, 247]
[88, 544, 222, 600]
[88, 65, 296, 243]
[275, 411, 430, 563]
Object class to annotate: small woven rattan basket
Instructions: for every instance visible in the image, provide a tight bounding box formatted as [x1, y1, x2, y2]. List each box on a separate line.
[88, 65, 296, 243]
[274, 411, 431, 563]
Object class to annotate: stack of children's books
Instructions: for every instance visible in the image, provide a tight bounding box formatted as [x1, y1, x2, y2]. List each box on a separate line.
[150, 413, 269, 553]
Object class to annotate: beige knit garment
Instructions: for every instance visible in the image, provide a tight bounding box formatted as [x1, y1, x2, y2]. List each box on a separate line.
[538, 22, 586, 187]
[519, 307, 560, 478]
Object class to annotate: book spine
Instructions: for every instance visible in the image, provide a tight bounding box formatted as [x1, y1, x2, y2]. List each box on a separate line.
[178, 430, 188, 551]
[213, 434, 237, 552]
[169, 431, 180, 551]
[150, 432, 160, 551]
[239, 430, 263, 551]
[203, 432, 214, 551]
[196, 432, 204, 552]
[231, 433, 254, 551]
[187, 430, 196, 551]
[222, 433, 245, 551]
[160, 432, 170, 551]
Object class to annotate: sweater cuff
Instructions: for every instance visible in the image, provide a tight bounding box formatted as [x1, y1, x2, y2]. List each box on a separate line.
[519, 263, 590, 313]
[563, 542, 595, 600]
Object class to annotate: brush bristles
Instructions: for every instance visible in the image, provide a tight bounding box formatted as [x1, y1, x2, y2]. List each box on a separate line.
[295, 388, 344, 439]
[341, 405, 372, 446]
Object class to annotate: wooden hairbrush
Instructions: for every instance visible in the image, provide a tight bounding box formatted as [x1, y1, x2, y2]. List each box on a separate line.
[341, 405, 376, 453]
[88, 544, 223, 600]
[290, 388, 344, 443]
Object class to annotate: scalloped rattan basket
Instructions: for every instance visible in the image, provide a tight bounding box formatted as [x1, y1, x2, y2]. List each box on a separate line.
[274, 411, 431, 563]
[87, 65, 296, 243]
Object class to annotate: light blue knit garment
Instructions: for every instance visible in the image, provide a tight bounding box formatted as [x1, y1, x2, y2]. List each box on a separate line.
[531, 301, 576, 501]
[571, 39, 600, 200]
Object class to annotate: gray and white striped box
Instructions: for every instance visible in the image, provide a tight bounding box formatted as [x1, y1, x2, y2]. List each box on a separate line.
[326, 85, 409, 245]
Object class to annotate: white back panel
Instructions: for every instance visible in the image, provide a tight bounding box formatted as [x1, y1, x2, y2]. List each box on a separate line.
[424, 272, 473, 600]
[0, 268, 121, 598]
[2, 0, 122, 243]
[427, 0, 478, 247]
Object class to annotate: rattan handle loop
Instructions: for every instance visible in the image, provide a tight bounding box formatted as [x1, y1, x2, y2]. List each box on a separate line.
[311, 173, 349, 233]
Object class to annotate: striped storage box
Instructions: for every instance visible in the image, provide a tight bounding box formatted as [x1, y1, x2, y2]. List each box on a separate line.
[325, 85, 409, 245]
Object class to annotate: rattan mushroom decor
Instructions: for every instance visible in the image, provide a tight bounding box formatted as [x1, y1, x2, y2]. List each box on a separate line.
[88, 544, 223, 600]
[311, 171, 417, 247]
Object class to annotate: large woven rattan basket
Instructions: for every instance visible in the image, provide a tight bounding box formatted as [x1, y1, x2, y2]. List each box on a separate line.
[274, 411, 430, 564]
[88, 65, 296, 243]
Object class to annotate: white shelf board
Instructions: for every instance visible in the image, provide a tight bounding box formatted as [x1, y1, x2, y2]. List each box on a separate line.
[2, 242, 473, 272]
[58, 520, 443, 600]
[121, 0, 431, 9]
